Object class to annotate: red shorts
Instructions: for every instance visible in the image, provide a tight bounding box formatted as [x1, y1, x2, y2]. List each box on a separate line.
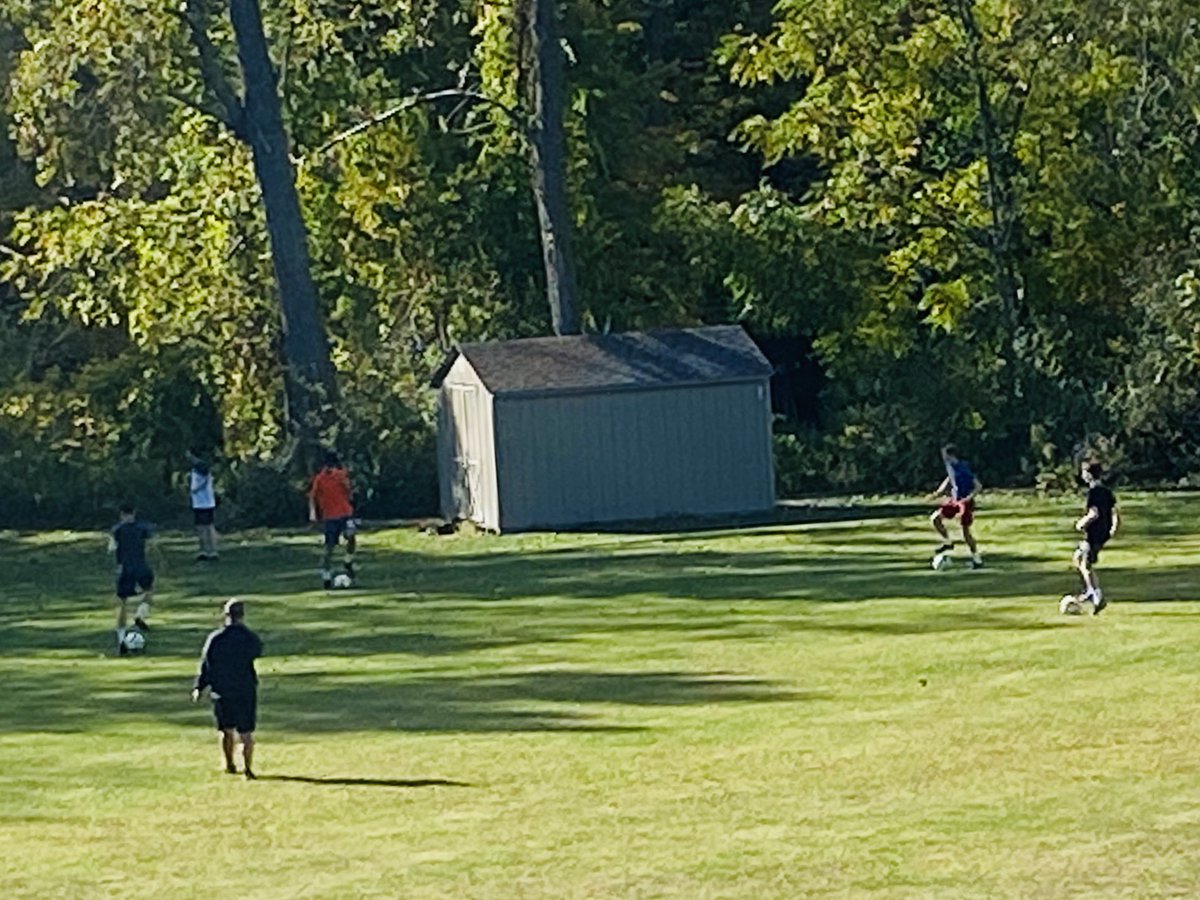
[938, 498, 975, 527]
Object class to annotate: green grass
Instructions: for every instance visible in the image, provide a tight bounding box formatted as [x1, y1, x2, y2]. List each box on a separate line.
[4, 492, 1200, 897]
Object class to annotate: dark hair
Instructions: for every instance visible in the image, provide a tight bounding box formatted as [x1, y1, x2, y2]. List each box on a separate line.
[323, 450, 341, 468]
[942, 443, 959, 458]
[223, 598, 245, 621]
[119, 503, 136, 516]
[1084, 461, 1104, 480]
[191, 458, 210, 476]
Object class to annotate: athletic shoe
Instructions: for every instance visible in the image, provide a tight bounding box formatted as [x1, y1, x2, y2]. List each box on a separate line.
[134, 617, 149, 631]
[225, 764, 237, 775]
[323, 577, 333, 590]
[244, 769, 257, 781]
[969, 557, 984, 570]
[344, 560, 356, 578]
[118, 642, 128, 657]
[1091, 591, 1108, 615]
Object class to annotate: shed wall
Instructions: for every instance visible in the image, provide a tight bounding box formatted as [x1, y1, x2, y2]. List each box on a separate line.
[494, 380, 774, 530]
[437, 357, 499, 530]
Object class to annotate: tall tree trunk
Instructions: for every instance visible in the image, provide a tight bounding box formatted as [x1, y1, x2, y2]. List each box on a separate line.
[183, 0, 337, 454]
[527, 0, 581, 336]
[228, 0, 338, 443]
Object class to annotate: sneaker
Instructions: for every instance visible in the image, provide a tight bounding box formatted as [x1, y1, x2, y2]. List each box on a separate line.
[118, 642, 129, 657]
[322, 576, 333, 590]
[1091, 591, 1108, 615]
[244, 769, 257, 781]
[134, 617, 149, 631]
[969, 557, 984, 570]
[225, 764, 237, 775]
[343, 560, 356, 578]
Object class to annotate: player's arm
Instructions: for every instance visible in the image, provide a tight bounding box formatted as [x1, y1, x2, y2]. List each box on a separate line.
[1110, 505, 1120, 537]
[1075, 507, 1099, 532]
[192, 637, 214, 701]
[308, 479, 319, 523]
[929, 476, 951, 500]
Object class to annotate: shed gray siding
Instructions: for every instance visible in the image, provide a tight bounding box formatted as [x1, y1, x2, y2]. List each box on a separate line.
[437, 356, 500, 530]
[493, 380, 774, 531]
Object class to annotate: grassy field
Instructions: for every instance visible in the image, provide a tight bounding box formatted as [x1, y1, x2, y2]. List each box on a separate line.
[3, 492, 1200, 898]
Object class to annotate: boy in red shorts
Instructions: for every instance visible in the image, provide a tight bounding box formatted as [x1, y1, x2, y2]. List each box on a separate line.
[309, 450, 356, 589]
[930, 444, 984, 569]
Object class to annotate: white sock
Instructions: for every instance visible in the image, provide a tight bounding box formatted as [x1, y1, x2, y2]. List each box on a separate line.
[135, 602, 150, 622]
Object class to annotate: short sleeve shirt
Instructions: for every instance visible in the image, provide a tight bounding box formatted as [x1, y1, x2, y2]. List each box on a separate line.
[190, 469, 216, 510]
[310, 467, 353, 521]
[1085, 485, 1117, 543]
[946, 460, 976, 501]
[112, 522, 153, 570]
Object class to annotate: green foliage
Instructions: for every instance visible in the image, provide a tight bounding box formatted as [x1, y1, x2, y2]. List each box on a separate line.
[3, 0, 1200, 516]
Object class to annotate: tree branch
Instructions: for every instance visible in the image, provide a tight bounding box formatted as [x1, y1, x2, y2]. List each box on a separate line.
[177, 0, 247, 139]
[301, 88, 525, 162]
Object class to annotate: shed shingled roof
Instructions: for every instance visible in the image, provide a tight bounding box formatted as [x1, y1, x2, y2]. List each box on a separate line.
[437, 325, 772, 396]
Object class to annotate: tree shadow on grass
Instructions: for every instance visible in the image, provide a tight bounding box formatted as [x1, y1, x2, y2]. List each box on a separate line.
[0, 667, 807, 735]
[257, 775, 469, 789]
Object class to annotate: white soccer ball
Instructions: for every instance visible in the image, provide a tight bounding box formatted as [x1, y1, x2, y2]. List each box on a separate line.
[122, 630, 146, 652]
[1059, 594, 1083, 616]
[332, 573, 353, 589]
[932, 552, 952, 571]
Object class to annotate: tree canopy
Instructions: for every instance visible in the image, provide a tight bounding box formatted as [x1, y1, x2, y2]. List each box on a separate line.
[1, 0, 1199, 524]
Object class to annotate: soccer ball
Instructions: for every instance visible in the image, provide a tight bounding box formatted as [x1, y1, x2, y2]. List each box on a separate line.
[332, 573, 353, 589]
[122, 629, 147, 653]
[931, 552, 952, 571]
[1059, 594, 1084, 616]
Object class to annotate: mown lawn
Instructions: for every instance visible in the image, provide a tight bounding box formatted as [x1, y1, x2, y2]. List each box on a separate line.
[3, 492, 1200, 898]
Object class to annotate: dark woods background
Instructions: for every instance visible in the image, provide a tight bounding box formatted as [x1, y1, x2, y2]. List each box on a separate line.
[1, 1, 1198, 527]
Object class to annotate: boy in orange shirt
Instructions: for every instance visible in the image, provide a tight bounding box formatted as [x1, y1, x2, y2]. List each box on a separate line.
[309, 450, 356, 589]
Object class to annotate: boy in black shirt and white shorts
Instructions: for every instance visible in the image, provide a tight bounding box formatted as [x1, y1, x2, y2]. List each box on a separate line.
[1073, 461, 1119, 614]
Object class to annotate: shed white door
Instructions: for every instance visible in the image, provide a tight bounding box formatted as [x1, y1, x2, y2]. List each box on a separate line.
[447, 384, 482, 521]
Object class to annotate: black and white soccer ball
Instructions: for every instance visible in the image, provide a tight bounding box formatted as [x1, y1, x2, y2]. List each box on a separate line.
[122, 629, 147, 653]
[1059, 594, 1085, 616]
[332, 573, 353, 590]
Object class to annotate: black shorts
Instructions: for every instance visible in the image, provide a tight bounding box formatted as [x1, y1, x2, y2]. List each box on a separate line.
[213, 694, 257, 733]
[1079, 535, 1109, 565]
[193, 507, 215, 526]
[323, 516, 356, 548]
[116, 566, 154, 600]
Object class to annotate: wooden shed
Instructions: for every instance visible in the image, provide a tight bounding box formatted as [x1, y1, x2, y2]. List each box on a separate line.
[433, 325, 776, 532]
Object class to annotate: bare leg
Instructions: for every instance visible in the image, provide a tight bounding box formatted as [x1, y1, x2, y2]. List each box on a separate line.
[931, 511, 950, 542]
[1077, 558, 1098, 597]
[206, 525, 219, 558]
[134, 591, 152, 629]
[962, 524, 979, 555]
[241, 732, 256, 779]
[221, 730, 237, 772]
[115, 598, 128, 651]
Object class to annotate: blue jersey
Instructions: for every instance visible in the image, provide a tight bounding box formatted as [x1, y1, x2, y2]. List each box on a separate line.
[946, 460, 976, 501]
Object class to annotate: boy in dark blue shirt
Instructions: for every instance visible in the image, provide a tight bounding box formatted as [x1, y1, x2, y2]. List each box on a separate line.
[930, 444, 984, 569]
[108, 504, 154, 655]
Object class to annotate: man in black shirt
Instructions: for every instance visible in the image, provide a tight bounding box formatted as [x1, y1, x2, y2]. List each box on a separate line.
[108, 504, 154, 655]
[192, 599, 264, 779]
[1074, 461, 1119, 614]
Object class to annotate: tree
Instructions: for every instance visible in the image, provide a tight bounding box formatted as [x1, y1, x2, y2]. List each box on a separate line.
[526, 0, 581, 335]
[180, 0, 337, 450]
